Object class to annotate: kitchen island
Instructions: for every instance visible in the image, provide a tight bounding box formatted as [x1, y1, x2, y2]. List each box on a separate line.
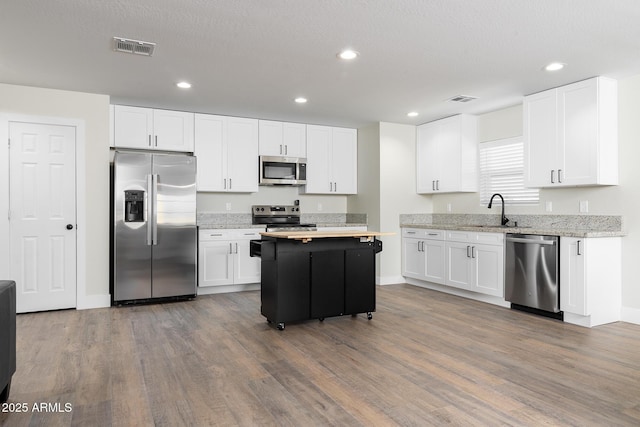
[250, 230, 391, 330]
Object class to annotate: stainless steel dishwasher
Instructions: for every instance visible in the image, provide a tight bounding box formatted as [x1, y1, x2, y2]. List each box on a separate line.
[505, 234, 562, 319]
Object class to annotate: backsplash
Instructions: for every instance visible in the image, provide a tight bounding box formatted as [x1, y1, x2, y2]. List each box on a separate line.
[399, 213, 623, 232]
[197, 212, 368, 228]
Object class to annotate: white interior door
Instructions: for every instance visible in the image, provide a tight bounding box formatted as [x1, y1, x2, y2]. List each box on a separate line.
[9, 122, 77, 313]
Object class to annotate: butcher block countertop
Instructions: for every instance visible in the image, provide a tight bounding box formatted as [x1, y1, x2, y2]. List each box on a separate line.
[260, 230, 394, 243]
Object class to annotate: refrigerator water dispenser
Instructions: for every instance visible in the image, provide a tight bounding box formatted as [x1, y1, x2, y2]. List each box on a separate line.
[124, 190, 144, 222]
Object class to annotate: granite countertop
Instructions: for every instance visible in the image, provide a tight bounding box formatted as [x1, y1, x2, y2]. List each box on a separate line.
[198, 222, 368, 230]
[400, 223, 624, 238]
[197, 212, 369, 230]
[400, 214, 625, 238]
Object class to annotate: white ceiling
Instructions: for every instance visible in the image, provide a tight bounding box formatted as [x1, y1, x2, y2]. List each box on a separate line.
[2, 0, 640, 128]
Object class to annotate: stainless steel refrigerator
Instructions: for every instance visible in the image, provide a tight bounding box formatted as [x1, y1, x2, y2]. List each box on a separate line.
[112, 151, 197, 303]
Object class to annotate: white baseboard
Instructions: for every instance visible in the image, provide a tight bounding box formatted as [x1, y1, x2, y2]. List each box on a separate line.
[377, 275, 406, 286]
[621, 306, 640, 326]
[404, 278, 510, 308]
[77, 294, 111, 310]
[197, 283, 260, 295]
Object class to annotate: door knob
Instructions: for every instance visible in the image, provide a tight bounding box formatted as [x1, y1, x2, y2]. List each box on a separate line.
[66, 224, 74, 230]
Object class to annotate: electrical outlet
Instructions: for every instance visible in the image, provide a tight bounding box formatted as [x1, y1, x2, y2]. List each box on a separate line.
[225, 202, 231, 211]
[545, 201, 553, 212]
[580, 200, 589, 213]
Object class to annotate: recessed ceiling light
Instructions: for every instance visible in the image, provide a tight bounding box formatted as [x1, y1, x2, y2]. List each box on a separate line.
[176, 81, 192, 89]
[337, 49, 359, 60]
[407, 112, 419, 117]
[544, 62, 566, 72]
[294, 97, 307, 104]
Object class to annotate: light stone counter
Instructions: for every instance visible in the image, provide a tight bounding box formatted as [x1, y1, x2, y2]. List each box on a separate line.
[400, 214, 625, 238]
[197, 212, 368, 230]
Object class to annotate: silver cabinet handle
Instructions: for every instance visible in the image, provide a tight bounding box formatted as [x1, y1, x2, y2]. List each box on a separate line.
[229, 178, 232, 189]
[209, 233, 223, 237]
[551, 170, 555, 183]
[558, 169, 563, 183]
[471, 246, 476, 258]
[280, 145, 283, 155]
[436, 180, 440, 191]
[148, 135, 152, 147]
[223, 178, 227, 189]
[284, 145, 288, 155]
[235, 242, 239, 254]
[334, 182, 337, 192]
[466, 245, 471, 257]
[154, 135, 158, 147]
[577, 240, 582, 256]
[407, 231, 417, 234]
[432, 181, 435, 191]
[427, 233, 438, 236]
[229, 242, 233, 254]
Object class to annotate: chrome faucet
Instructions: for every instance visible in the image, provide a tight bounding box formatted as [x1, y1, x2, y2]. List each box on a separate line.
[488, 193, 509, 226]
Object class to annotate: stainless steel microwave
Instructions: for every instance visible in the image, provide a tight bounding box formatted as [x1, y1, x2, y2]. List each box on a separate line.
[259, 156, 307, 186]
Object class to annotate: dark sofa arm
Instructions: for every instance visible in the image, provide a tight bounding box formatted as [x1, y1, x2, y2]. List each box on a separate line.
[0, 280, 16, 402]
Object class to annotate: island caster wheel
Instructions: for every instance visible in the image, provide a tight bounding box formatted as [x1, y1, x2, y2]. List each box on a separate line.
[319, 317, 324, 322]
[367, 312, 373, 320]
[277, 322, 285, 331]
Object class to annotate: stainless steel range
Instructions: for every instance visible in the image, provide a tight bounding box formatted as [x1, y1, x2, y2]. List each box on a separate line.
[252, 205, 317, 232]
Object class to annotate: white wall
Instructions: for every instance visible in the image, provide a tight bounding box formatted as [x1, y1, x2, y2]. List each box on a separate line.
[348, 122, 428, 284]
[0, 83, 111, 306]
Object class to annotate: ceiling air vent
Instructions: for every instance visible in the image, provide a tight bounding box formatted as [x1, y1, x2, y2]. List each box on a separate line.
[448, 95, 477, 103]
[113, 37, 156, 56]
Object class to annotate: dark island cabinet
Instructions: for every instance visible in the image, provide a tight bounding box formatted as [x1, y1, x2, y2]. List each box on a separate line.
[252, 236, 382, 330]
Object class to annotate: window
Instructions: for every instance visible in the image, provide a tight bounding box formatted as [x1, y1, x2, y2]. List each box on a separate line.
[479, 137, 539, 205]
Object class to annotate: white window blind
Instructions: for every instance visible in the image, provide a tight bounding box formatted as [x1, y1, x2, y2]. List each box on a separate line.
[479, 137, 539, 205]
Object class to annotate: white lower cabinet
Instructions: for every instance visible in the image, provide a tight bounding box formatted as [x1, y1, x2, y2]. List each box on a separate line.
[401, 229, 446, 284]
[560, 236, 621, 327]
[198, 229, 262, 288]
[401, 228, 503, 297]
[445, 231, 504, 297]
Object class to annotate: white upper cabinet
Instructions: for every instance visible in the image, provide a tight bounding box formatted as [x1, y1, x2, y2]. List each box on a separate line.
[258, 120, 306, 157]
[524, 76, 618, 187]
[194, 114, 258, 193]
[416, 114, 478, 194]
[113, 105, 194, 152]
[304, 125, 357, 194]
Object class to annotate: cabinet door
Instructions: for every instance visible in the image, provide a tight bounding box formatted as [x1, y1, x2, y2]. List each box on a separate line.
[194, 114, 226, 191]
[436, 116, 462, 192]
[153, 110, 194, 152]
[402, 238, 425, 280]
[416, 122, 439, 193]
[198, 240, 234, 287]
[282, 122, 306, 157]
[258, 120, 284, 156]
[557, 79, 598, 186]
[226, 117, 258, 192]
[472, 244, 504, 297]
[524, 89, 558, 187]
[234, 237, 261, 285]
[331, 127, 357, 194]
[305, 125, 333, 193]
[114, 105, 153, 149]
[560, 237, 587, 315]
[424, 239, 446, 285]
[445, 242, 473, 290]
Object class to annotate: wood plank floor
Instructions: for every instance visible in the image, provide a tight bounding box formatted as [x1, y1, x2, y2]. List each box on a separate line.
[2, 284, 640, 426]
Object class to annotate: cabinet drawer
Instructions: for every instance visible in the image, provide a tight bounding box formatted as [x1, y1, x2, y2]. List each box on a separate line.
[402, 228, 444, 240]
[446, 230, 476, 242]
[199, 228, 264, 241]
[474, 232, 504, 245]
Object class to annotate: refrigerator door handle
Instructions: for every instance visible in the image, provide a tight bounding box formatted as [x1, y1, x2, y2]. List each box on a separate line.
[152, 173, 159, 245]
[146, 174, 153, 246]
